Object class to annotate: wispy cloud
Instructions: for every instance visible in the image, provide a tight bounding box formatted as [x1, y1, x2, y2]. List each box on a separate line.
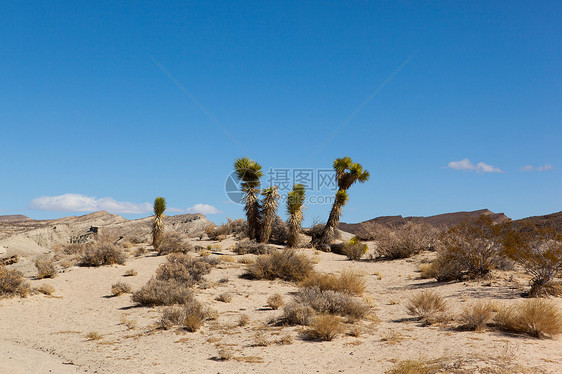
[520, 164, 553, 172]
[186, 203, 222, 215]
[30, 193, 152, 214]
[446, 158, 503, 173]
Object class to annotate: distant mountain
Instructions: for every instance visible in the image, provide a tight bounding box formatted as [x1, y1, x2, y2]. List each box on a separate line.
[514, 211, 562, 232]
[0, 215, 30, 222]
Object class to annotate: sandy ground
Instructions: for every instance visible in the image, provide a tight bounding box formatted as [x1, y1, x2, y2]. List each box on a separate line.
[1, 239, 561, 374]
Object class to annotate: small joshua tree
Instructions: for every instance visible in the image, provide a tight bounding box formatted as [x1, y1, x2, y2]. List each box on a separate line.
[259, 186, 280, 243]
[152, 197, 166, 251]
[314, 157, 369, 249]
[234, 157, 263, 240]
[287, 184, 306, 248]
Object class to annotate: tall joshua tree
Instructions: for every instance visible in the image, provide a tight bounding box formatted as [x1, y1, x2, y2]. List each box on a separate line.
[287, 184, 306, 248]
[234, 157, 263, 240]
[259, 186, 280, 243]
[152, 197, 166, 250]
[314, 157, 369, 249]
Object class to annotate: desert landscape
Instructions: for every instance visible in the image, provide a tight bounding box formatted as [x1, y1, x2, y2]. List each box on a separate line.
[1, 203, 561, 373]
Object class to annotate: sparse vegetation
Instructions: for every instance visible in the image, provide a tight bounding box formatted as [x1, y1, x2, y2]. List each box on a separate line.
[124, 268, 138, 277]
[406, 290, 448, 323]
[458, 300, 496, 331]
[342, 236, 368, 260]
[85, 331, 103, 341]
[266, 293, 284, 310]
[80, 241, 125, 267]
[0, 266, 30, 298]
[160, 300, 217, 331]
[155, 253, 212, 286]
[300, 270, 365, 296]
[34, 256, 57, 279]
[132, 279, 194, 306]
[302, 314, 343, 341]
[386, 359, 438, 374]
[293, 287, 370, 321]
[238, 314, 250, 326]
[205, 218, 246, 240]
[245, 249, 314, 282]
[233, 240, 276, 255]
[111, 282, 132, 296]
[216, 292, 232, 303]
[494, 299, 562, 338]
[376, 222, 437, 259]
[282, 302, 315, 325]
[157, 232, 193, 255]
[36, 283, 55, 295]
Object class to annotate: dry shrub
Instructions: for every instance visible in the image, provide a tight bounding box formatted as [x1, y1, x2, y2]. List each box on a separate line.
[245, 249, 314, 282]
[157, 232, 193, 255]
[36, 284, 55, 295]
[304, 224, 325, 239]
[155, 254, 212, 285]
[300, 270, 365, 296]
[237, 256, 255, 264]
[217, 347, 234, 361]
[276, 334, 293, 345]
[252, 332, 270, 346]
[124, 268, 137, 277]
[302, 314, 343, 341]
[386, 359, 438, 374]
[80, 241, 125, 267]
[111, 282, 132, 296]
[270, 215, 290, 244]
[34, 256, 57, 279]
[206, 218, 246, 240]
[458, 301, 495, 331]
[294, 287, 370, 320]
[134, 246, 147, 257]
[160, 300, 217, 331]
[430, 215, 506, 281]
[504, 222, 562, 297]
[85, 331, 103, 341]
[376, 222, 438, 259]
[132, 279, 194, 306]
[220, 255, 235, 263]
[267, 293, 284, 310]
[342, 236, 368, 260]
[282, 302, 315, 325]
[238, 314, 250, 326]
[494, 299, 562, 338]
[406, 290, 448, 323]
[216, 293, 232, 303]
[233, 240, 277, 255]
[0, 267, 30, 298]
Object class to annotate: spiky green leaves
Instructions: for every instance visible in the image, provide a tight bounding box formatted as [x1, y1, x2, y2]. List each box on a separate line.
[333, 157, 370, 190]
[287, 184, 306, 215]
[234, 157, 263, 190]
[154, 197, 166, 217]
[335, 189, 348, 205]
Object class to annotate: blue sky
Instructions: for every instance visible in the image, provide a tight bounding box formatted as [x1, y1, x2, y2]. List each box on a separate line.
[1, 1, 560, 224]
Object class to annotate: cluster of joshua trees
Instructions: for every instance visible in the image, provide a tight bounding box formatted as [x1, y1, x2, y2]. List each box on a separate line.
[150, 156, 369, 250]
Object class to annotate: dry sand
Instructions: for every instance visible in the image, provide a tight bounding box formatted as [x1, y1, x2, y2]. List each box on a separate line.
[1, 238, 561, 374]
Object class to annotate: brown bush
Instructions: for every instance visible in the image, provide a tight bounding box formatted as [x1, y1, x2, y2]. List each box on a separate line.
[0, 266, 30, 298]
[281, 302, 315, 325]
[160, 300, 217, 331]
[494, 299, 562, 338]
[155, 253, 212, 285]
[266, 293, 284, 310]
[302, 314, 343, 341]
[504, 222, 562, 297]
[216, 292, 232, 303]
[111, 282, 132, 296]
[300, 270, 365, 296]
[205, 218, 246, 240]
[458, 301, 495, 331]
[269, 215, 290, 244]
[294, 287, 370, 320]
[342, 237, 368, 260]
[233, 240, 277, 255]
[36, 284, 55, 295]
[157, 232, 193, 255]
[132, 279, 194, 306]
[34, 256, 57, 279]
[80, 241, 125, 267]
[430, 215, 506, 281]
[406, 290, 448, 323]
[376, 222, 438, 259]
[246, 249, 314, 282]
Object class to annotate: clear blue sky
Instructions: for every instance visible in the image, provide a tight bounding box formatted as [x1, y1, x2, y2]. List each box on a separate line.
[1, 1, 560, 224]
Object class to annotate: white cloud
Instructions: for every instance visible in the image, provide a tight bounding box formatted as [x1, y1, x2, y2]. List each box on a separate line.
[520, 164, 554, 172]
[446, 158, 503, 173]
[30, 193, 152, 214]
[186, 203, 221, 215]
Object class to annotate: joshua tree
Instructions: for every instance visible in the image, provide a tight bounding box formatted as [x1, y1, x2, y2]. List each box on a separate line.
[152, 197, 166, 250]
[234, 157, 263, 240]
[287, 184, 306, 248]
[259, 186, 280, 243]
[314, 157, 369, 249]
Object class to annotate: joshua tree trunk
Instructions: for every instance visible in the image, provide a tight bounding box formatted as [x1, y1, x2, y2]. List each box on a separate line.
[288, 210, 303, 248]
[245, 192, 261, 241]
[314, 189, 347, 250]
[259, 186, 279, 243]
[152, 216, 163, 249]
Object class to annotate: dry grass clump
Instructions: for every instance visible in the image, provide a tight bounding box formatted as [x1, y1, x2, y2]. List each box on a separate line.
[0, 266, 30, 298]
[157, 232, 193, 255]
[238, 314, 250, 326]
[233, 240, 277, 255]
[217, 346, 234, 361]
[124, 268, 137, 277]
[267, 293, 284, 310]
[216, 292, 232, 303]
[245, 249, 314, 282]
[85, 331, 103, 341]
[160, 300, 218, 331]
[386, 359, 439, 374]
[205, 218, 246, 240]
[458, 300, 496, 331]
[155, 253, 212, 286]
[111, 282, 132, 296]
[406, 290, 448, 323]
[300, 270, 365, 296]
[282, 302, 315, 325]
[80, 241, 125, 267]
[342, 236, 369, 260]
[302, 314, 344, 341]
[34, 256, 57, 279]
[293, 287, 370, 321]
[494, 299, 562, 338]
[132, 279, 194, 306]
[376, 222, 438, 259]
[36, 284, 56, 295]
